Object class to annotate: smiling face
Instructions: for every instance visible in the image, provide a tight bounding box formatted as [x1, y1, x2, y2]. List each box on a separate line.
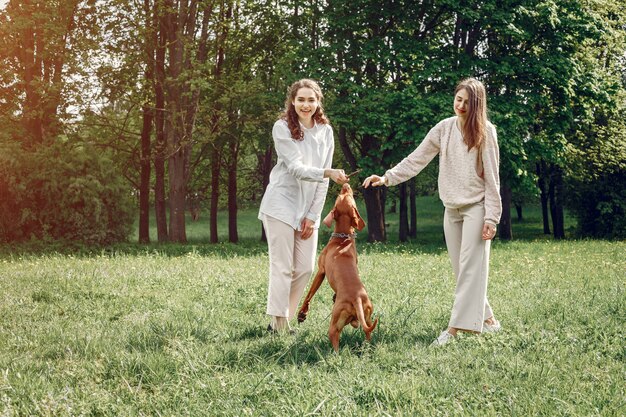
[453, 87, 470, 120]
[292, 87, 319, 127]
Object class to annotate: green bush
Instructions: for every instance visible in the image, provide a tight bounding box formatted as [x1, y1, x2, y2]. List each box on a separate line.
[566, 171, 626, 239]
[0, 141, 135, 245]
[564, 116, 626, 240]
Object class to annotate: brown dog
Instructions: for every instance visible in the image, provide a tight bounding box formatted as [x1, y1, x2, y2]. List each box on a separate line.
[297, 183, 378, 351]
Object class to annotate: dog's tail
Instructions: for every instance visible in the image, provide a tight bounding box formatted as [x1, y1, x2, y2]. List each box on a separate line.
[355, 297, 378, 334]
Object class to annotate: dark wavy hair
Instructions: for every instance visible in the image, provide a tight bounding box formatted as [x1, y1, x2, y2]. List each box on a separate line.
[281, 79, 329, 140]
[455, 78, 488, 151]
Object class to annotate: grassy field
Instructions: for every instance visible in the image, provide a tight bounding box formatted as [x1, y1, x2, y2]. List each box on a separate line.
[0, 197, 624, 416]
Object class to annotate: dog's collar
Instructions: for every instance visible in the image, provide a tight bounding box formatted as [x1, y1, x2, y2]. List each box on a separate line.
[331, 232, 357, 240]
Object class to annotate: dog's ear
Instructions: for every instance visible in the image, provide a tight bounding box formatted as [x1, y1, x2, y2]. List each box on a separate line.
[352, 206, 366, 231]
[322, 209, 334, 228]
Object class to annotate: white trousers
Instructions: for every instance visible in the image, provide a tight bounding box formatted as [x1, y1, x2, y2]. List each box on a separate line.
[262, 215, 318, 319]
[444, 202, 494, 333]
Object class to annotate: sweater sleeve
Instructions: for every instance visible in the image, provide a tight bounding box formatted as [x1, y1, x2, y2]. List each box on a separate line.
[273, 121, 325, 182]
[483, 124, 502, 225]
[306, 126, 334, 222]
[384, 121, 442, 186]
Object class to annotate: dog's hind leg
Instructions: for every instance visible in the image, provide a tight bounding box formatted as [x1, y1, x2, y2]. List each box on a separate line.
[328, 308, 350, 352]
[329, 324, 341, 352]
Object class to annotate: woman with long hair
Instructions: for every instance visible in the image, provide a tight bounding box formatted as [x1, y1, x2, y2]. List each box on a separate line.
[259, 79, 349, 333]
[363, 78, 502, 346]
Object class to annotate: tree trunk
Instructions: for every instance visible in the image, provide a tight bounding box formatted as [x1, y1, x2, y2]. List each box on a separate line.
[515, 204, 523, 221]
[409, 178, 417, 238]
[206, 0, 232, 243]
[361, 133, 386, 242]
[139, 0, 155, 244]
[499, 183, 513, 240]
[554, 166, 565, 239]
[138, 105, 153, 243]
[154, 148, 168, 242]
[399, 182, 408, 242]
[12, 0, 79, 145]
[549, 163, 565, 239]
[210, 147, 220, 243]
[164, 1, 187, 243]
[21, 18, 42, 145]
[162, 1, 210, 243]
[259, 145, 273, 242]
[228, 138, 239, 243]
[168, 151, 188, 243]
[337, 127, 358, 171]
[292, 0, 300, 38]
[363, 187, 386, 242]
[537, 161, 551, 234]
[154, 1, 168, 242]
[389, 198, 396, 214]
[311, 0, 318, 49]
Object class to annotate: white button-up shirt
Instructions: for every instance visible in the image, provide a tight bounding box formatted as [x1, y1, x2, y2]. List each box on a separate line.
[258, 119, 334, 230]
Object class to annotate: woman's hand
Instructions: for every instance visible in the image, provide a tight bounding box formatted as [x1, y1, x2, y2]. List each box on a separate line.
[362, 175, 386, 188]
[482, 223, 497, 240]
[301, 218, 315, 240]
[325, 169, 349, 185]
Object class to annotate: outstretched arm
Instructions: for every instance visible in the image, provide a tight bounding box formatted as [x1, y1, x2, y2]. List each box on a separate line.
[362, 175, 388, 188]
[364, 120, 444, 188]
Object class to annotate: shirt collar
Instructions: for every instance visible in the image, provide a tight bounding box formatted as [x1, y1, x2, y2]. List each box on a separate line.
[299, 120, 318, 132]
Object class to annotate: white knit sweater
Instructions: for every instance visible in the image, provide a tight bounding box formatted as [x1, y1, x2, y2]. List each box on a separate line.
[384, 116, 502, 225]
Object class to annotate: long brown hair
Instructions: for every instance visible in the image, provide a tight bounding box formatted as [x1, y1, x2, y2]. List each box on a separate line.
[281, 79, 329, 140]
[455, 78, 487, 151]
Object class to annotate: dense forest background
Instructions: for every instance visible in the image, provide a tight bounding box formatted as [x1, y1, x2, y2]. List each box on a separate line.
[0, 0, 624, 245]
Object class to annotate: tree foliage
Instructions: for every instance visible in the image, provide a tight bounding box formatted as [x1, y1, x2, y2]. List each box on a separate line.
[291, 0, 624, 241]
[0, 0, 98, 145]
[0, 0, 135, 245]
[0, 0, 623, 244]
[562, 0, 626, 238]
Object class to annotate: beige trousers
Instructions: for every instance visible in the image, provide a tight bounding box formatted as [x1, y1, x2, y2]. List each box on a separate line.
[262, 215, 318, 319]
[443, 202, 494, 333]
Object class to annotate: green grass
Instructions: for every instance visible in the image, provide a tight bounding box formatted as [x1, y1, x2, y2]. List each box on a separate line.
[0, 197, 624, 415]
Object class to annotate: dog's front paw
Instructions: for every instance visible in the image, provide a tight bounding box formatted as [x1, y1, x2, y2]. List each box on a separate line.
[297, 311, 307, 323]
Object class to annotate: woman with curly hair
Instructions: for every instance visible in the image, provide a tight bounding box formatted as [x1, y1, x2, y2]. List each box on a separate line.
[363, 78, 502, 346]
[259, 79, 348, 333]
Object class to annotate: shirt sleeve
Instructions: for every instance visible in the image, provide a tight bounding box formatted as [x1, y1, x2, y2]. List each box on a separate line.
[384, 121, 442, 186]
[273, 121, 325, 182]
[305, 126, 334, 222]
[483, 124, 502, 225]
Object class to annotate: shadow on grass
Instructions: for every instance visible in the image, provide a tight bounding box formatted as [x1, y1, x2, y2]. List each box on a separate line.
[220, 317, 443, 368]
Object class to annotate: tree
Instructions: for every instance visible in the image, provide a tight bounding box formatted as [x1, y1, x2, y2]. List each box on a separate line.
[190, 0, 289, 243]
[0, 1, 136, 245]
[84, 0, 161, 243]
[0, 0, 97, 145]
[155, 0, 211, 243]
[303, 0, 450, 242]
[563, 0, 626, 238]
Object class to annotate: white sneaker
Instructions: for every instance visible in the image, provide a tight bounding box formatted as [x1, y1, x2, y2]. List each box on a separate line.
[483, 319, 501, 333]
[431, 330, 455, 347]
